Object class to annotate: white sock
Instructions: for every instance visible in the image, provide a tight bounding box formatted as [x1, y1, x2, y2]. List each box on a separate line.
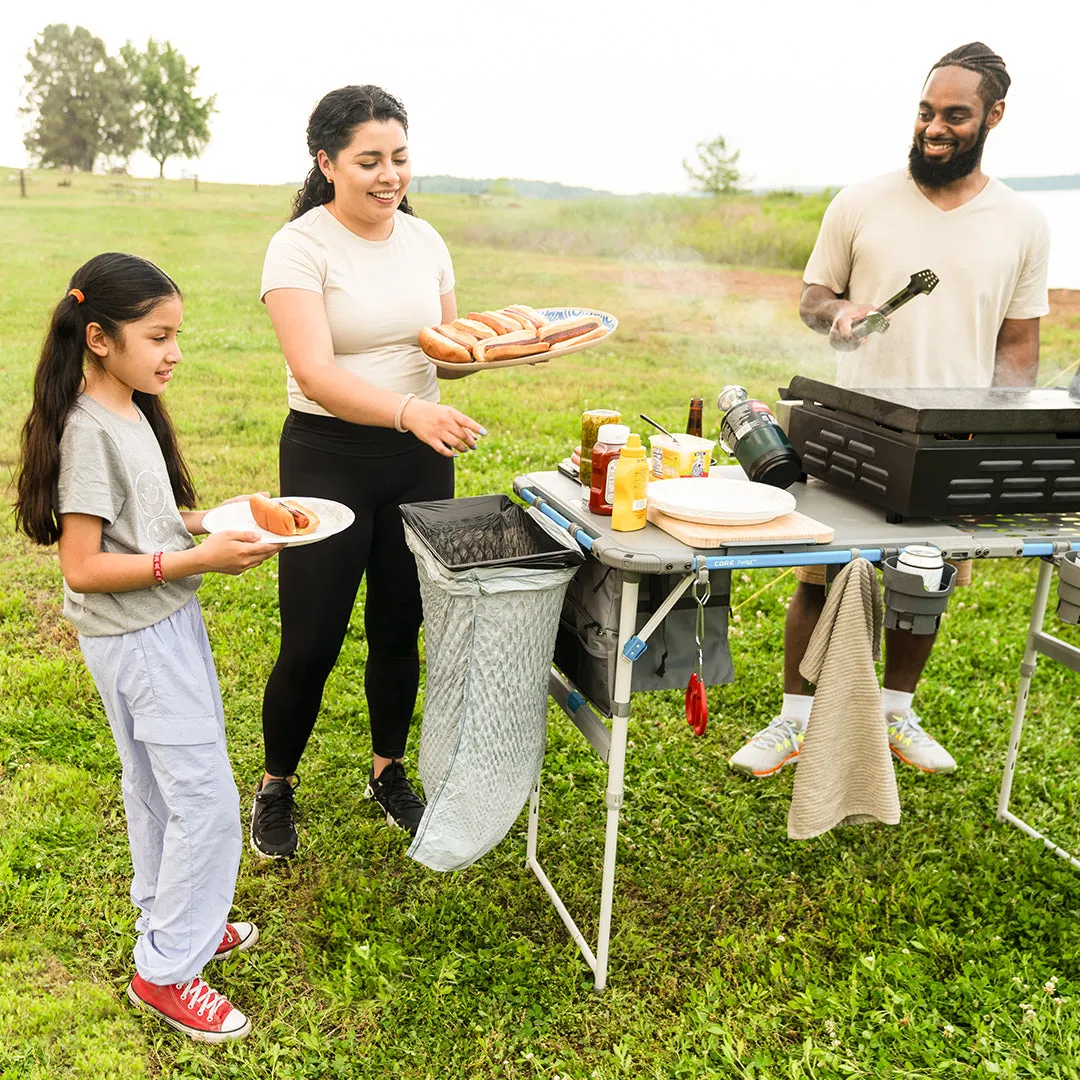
[881, 688, 914, 718]
[781, 693, 813, 728]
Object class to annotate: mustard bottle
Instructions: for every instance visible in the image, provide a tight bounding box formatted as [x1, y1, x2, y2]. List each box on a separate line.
[611, 434, 649, 532]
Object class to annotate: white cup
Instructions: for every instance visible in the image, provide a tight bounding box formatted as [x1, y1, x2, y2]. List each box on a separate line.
[897, 545, 944, 592]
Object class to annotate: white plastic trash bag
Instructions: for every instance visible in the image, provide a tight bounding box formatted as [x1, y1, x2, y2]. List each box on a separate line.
[401, 496, 583, 871]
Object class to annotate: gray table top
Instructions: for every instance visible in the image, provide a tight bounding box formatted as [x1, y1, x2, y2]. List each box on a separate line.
[515, 468, 1080, 573]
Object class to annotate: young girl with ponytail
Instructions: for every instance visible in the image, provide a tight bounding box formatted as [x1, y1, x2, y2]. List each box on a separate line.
[15, 253, 283, 1043]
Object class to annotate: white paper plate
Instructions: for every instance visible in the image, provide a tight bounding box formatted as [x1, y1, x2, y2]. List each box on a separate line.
[648, 477, 796, 526]
[427, 307, 617, 373]
[202, 497, 355, 546]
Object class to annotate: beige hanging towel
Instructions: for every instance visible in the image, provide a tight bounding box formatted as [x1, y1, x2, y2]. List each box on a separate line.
[787, 558, 900, 840]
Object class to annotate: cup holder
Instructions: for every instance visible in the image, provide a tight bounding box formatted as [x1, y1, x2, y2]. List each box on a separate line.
[1057, 552, 1080, 624]
[882, 557, 956, 635]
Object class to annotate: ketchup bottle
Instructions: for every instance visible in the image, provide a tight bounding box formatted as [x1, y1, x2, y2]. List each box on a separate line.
[589, 423, 630, 514]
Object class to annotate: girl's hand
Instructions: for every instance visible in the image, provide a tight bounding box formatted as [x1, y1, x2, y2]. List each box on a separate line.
[402, 399, 487, 458]
[198, 529, 283, 576]
[220, 491, 270, 506]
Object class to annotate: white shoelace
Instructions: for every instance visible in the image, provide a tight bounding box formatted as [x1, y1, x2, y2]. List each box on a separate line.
[886, 711, 935, 746]
[751, 716, 805, 750]
[178, 977, 227, 1021]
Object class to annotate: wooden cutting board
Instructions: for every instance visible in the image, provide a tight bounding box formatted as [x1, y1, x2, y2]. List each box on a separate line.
[646, 506, 834, 548]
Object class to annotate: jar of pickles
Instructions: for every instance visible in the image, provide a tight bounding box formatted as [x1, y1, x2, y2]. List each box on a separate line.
[580, 408, 621, 498]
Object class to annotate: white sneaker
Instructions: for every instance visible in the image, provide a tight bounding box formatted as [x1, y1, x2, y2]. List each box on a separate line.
[729, 716, 805, 777]
[886, 711, 957, 774]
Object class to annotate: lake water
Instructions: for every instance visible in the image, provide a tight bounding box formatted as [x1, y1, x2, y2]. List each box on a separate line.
[1015, 188, 1080, 290]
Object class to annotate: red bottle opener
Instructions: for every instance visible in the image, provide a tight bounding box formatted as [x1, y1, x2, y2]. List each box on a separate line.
[685, 574, 710, 736]
[685, 672, 708, 736]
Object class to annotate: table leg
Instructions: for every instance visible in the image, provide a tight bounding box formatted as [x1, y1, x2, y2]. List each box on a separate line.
[593, 573, 639, 992]
[997, 559, 1053, 821]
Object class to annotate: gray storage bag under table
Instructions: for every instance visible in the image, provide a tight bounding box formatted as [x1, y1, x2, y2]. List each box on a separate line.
[401, 495, 583, 871]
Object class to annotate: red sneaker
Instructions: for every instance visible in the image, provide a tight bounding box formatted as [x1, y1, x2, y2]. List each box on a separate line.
[127, 973, 251, 1043]
[213, 921, 260, 960]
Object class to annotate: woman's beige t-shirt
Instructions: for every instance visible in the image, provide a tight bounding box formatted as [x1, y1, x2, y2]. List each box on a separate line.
[260, 206, 454, 416]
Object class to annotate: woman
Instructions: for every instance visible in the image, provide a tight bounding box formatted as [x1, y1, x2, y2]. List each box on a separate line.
[252, 85, 485, 857]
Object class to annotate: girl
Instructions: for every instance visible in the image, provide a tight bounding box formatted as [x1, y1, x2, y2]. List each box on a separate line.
[252, 85, 486, 856]
[15, 252, 282, 1043]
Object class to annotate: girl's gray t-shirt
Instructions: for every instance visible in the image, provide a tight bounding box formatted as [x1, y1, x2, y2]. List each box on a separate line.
[57, 393, 200, 637]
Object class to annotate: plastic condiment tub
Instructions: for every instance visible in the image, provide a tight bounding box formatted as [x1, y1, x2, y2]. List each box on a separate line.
[648, 434, 716, 479]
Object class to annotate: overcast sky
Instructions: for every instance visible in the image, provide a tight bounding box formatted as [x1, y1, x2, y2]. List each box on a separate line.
[2, 0, 1078, 193]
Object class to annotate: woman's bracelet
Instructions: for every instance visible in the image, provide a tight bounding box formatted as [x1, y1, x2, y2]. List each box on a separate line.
[152, 550, 166, 586]
[394, 392, 416, 433]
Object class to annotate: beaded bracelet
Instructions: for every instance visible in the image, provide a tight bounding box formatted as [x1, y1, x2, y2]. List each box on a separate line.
[152, 550, 165, 586]
[394, 392, 416, 433]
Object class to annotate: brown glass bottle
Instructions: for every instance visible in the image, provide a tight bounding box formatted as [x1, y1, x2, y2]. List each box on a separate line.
[686, 396, 704, 438]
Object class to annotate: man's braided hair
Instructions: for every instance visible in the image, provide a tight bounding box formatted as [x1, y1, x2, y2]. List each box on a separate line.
[929, 42, 1011, 113]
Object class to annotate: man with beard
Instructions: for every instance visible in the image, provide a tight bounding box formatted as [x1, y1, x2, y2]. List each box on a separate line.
[729, 42, 1050, 780]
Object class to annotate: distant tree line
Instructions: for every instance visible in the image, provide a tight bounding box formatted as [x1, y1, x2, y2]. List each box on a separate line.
[21, 25, 215, 177]
[416, 175, 615, 200]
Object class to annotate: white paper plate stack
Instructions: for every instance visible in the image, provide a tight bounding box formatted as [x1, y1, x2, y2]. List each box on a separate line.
[647, 477, 796, 526]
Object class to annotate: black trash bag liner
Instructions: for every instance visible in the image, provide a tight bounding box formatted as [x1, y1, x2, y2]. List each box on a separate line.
[400, 494, 584, 573]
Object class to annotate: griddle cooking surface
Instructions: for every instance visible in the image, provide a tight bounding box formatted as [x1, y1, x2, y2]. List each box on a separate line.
[787, 377, 1080, 434]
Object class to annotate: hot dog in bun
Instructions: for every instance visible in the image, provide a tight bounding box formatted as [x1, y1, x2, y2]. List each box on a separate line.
[548, 324, 608, 351]
[472, 329, 551, 363]
[467, 311, 522, 335]
[419, 326, 473, 364]
[250, 494, 321, 536]
[435, 323, 479, 349]
[502, 304, 548, 330]
[538, 316, 604, 348]
[451, 317, 497, 340]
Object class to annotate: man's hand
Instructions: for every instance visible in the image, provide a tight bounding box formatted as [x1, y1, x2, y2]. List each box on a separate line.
[828, 302, 880, 352]
[800, 283, 877, 351]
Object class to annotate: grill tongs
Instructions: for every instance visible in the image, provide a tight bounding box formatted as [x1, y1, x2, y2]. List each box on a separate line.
[851, 269, 940, 339]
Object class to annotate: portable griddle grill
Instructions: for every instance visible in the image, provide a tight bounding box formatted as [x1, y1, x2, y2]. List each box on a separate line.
[784, 376, 1080, 521]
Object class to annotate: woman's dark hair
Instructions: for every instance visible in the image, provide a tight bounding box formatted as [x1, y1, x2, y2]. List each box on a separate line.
[15, 252, 195, 547]
[929, 42, 1011, 113]
[290, 84, 417, 221]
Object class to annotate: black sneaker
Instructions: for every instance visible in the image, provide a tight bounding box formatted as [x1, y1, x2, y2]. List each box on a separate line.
[364, 762, 425, 835]
[250, 777, 299, 859]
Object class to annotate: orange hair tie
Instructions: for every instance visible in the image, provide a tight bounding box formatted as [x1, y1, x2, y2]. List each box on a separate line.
[67, 288, 85, 304]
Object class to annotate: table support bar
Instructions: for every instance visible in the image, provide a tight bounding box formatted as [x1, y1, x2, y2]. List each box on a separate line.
[526, 780, 598, 972]
[549, 668, 611, 761]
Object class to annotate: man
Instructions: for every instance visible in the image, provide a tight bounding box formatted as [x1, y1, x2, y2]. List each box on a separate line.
[730, 42, 1050, 779]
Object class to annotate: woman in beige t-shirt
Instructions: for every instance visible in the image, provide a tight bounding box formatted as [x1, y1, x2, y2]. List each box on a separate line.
[253, 85, 485, 856]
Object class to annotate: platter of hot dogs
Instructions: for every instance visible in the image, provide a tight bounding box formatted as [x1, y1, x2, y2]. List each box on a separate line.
[202, 495, 355, 546]
[419, 305, 617, 372]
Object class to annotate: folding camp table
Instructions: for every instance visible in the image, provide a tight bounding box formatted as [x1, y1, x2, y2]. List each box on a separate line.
[514, 467, 1080, 991]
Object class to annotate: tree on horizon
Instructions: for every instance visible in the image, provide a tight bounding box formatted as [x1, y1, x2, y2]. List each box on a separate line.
[120, 38, 216, 178]
[21, 24, 140, 171]
[683, 134, 746, 196]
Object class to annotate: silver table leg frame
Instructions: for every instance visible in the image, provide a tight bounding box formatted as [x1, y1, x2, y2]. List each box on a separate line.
[527, 574, 640, 992]
[997, 559, 1080, 870]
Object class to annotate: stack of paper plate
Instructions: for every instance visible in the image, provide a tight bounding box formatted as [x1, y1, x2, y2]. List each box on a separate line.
[648, 477, 796, 526]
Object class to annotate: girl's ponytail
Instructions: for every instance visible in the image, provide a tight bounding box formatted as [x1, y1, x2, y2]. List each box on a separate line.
[15, 254, 193, 547]
[15, 293, 95, 545]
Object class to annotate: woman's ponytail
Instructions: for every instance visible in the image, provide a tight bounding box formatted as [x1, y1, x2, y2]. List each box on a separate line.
[291, 163, 336, 220]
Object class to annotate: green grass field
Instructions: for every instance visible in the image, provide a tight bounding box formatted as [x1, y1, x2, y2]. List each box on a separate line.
[2, 171, 1080, 1079]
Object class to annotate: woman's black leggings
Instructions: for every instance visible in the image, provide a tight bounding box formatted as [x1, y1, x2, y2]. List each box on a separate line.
[261, 411, 454, 777]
